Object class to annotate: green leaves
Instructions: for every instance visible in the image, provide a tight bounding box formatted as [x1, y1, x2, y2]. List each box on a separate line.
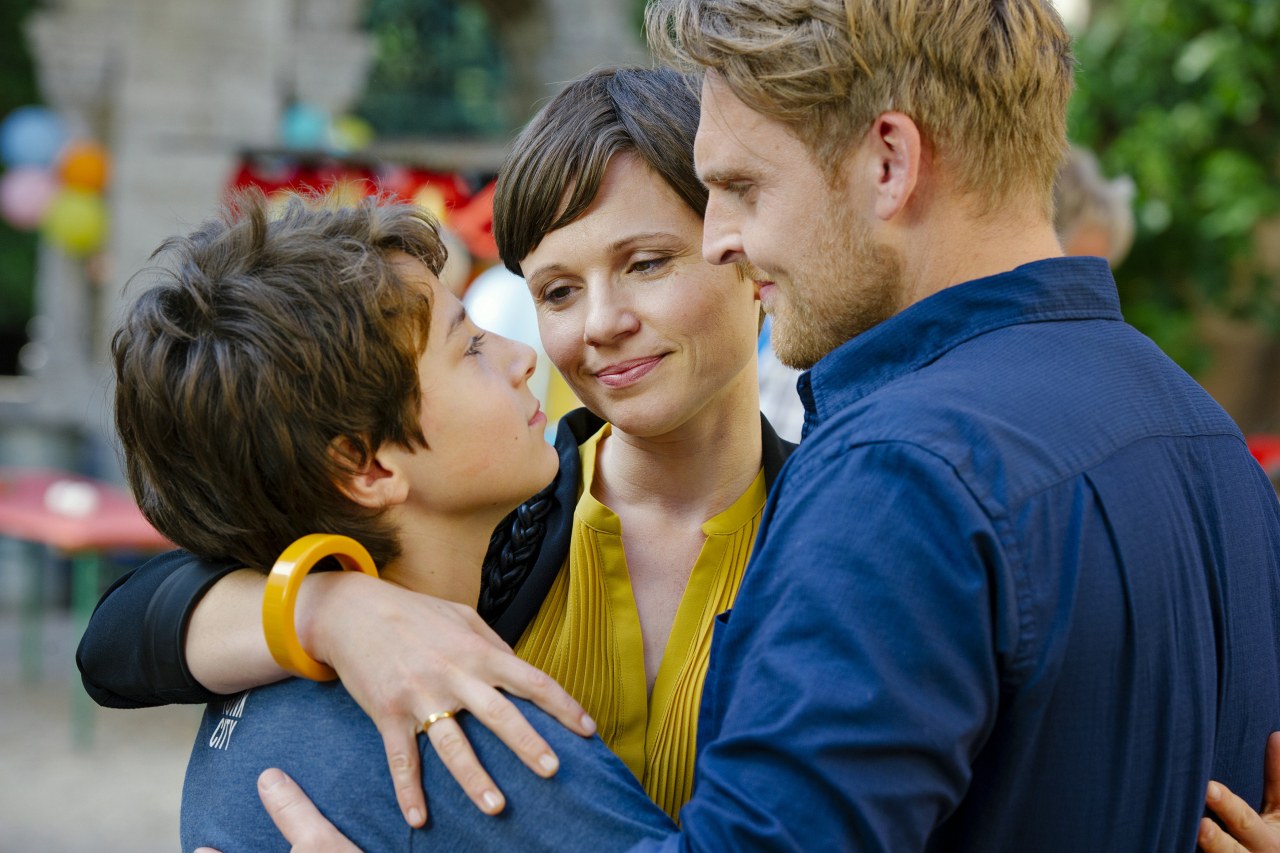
[1069, 0, 1280, 358]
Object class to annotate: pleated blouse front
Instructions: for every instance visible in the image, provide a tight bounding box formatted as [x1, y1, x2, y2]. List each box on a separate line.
[514, 424, 766, 820]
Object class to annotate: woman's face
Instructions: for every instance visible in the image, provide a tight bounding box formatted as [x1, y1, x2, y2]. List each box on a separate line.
[387, 255, 558, 517]
[519, 153, 761, 438]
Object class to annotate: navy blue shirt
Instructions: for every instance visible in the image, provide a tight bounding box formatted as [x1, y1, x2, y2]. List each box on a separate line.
[658, 257, 1280, 851]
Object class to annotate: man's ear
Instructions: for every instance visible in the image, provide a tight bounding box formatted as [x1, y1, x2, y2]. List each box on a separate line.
[863, 111, 922, 222]
[328, 436, 410, 510]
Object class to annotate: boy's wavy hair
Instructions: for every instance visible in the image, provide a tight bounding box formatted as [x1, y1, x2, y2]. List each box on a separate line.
[113, 191, 445, 571]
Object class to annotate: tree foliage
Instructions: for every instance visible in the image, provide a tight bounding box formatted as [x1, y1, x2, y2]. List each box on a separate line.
[1069, 0, 1280, 368]
[356, 0, 508, 137]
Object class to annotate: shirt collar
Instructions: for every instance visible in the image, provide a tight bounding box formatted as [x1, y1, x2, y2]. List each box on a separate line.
[797, 256, 1122, 437]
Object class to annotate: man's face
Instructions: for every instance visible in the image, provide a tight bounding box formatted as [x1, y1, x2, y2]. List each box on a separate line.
[694, 72, 903, 369]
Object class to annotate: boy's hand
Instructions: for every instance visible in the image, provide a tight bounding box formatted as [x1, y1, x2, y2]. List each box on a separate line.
[1199, 732, 1280, 852]
[299, 571, 595, 827]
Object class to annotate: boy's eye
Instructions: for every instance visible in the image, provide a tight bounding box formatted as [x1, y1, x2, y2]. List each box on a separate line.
[465, 333, 486, 356]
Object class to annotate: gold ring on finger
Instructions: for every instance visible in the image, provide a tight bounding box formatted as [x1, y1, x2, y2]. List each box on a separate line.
[421, 710, 455, 732]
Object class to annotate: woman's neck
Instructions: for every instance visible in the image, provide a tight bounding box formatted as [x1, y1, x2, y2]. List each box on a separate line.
[593, 358, 763, 522]
[377, 508, 501, 606]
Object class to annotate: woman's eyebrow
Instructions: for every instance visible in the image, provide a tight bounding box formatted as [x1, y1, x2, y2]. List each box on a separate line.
[607, 231, 681, 254]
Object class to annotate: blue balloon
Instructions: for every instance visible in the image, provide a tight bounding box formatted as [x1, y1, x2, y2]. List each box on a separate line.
[0, 106, 68, 168]
[280, 103, 331, 150]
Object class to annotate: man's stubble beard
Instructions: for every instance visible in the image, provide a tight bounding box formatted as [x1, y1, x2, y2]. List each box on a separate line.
[769, 198, 904, 371]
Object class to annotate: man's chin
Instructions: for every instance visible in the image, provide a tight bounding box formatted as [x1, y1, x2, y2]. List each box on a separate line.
[770, 315, 824, 371]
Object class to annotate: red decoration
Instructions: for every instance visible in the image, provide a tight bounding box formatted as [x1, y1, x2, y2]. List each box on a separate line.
[226, 152, 497, 262]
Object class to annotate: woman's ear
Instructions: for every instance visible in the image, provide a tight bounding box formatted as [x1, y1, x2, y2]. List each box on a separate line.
[328, 436, 410, 509]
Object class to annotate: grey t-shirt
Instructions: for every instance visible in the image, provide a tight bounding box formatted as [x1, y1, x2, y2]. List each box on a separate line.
[180, 678, 676, 852]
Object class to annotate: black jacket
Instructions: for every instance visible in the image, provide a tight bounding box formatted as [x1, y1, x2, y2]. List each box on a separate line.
[75, 408, 796, 708]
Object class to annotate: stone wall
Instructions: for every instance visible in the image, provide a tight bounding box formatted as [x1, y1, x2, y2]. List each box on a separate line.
[6, 0, 647, 479]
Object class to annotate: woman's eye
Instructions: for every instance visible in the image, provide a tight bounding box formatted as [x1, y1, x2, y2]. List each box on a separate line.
[629, 256, 670, 275]
[465, 332, 486, 356]
[542, 284, 574, 305]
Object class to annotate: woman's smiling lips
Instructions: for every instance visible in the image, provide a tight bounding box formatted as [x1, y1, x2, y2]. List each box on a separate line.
[593, 355, 664, 389]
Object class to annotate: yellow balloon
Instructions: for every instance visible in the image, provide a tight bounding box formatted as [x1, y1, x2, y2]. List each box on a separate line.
[43, 189, 107, 255]
[412, 185, 448, 220]
[331, 115, 375, 153]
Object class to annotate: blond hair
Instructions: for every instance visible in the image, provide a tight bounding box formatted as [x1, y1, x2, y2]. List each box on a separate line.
[646, 0, 1075, 212]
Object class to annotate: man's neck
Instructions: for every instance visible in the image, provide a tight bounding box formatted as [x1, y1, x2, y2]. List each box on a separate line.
[898, 196, 1064, 309]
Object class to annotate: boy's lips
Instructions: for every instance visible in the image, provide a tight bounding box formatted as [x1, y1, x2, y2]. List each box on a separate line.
[528, 403, 546, 427]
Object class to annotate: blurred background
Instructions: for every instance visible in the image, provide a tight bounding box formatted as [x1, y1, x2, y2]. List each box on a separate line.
[0, 0, 1276, 850]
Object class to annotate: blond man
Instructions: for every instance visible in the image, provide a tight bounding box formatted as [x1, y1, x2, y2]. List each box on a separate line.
[237, 2, 1280, 849]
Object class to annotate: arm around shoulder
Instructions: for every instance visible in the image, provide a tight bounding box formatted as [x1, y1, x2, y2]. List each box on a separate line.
[76, 549, 243, 707]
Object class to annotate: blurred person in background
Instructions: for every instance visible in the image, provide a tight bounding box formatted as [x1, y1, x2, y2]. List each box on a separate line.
[1053, 144, 1135, 265]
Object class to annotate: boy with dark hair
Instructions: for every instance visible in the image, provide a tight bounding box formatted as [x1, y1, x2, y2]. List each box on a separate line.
[115, 192, 443, 571]
[111, 192, 650, 851]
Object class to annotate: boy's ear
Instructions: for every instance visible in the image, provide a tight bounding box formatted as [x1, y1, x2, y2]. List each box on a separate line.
[328, 436, 410, 509]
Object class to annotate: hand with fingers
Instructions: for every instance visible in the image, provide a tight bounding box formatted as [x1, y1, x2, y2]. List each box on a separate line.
[304, 573, 595, 827]
[192, 770, 359, 853]
[1200, 732, 1280, 853]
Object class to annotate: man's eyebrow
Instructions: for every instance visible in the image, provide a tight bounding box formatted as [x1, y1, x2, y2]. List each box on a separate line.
[699, 170, 733, 186]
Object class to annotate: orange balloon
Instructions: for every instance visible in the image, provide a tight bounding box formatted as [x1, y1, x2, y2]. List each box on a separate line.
[59, 140, 110, 191]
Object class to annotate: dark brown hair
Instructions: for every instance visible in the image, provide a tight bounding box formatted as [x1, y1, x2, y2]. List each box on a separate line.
[113, 191, 445, 570]
[494, 66, 706, 275]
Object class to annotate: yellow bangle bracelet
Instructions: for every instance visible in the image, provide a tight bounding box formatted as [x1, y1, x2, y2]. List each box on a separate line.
[262, 533, 379, 681]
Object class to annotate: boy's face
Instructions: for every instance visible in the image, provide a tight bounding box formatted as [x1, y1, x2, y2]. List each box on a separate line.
[389, 255, 559, 517]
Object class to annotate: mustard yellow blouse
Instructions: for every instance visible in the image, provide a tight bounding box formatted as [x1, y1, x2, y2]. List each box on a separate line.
[514, 425, 767, 820]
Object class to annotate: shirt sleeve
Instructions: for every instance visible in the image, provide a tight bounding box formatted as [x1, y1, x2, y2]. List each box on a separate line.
[75, 549, 241, 708]
[639, 439, 1013, 852]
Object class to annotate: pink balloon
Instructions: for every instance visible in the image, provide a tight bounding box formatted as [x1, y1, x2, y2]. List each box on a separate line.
[0, 167, 58, 230]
